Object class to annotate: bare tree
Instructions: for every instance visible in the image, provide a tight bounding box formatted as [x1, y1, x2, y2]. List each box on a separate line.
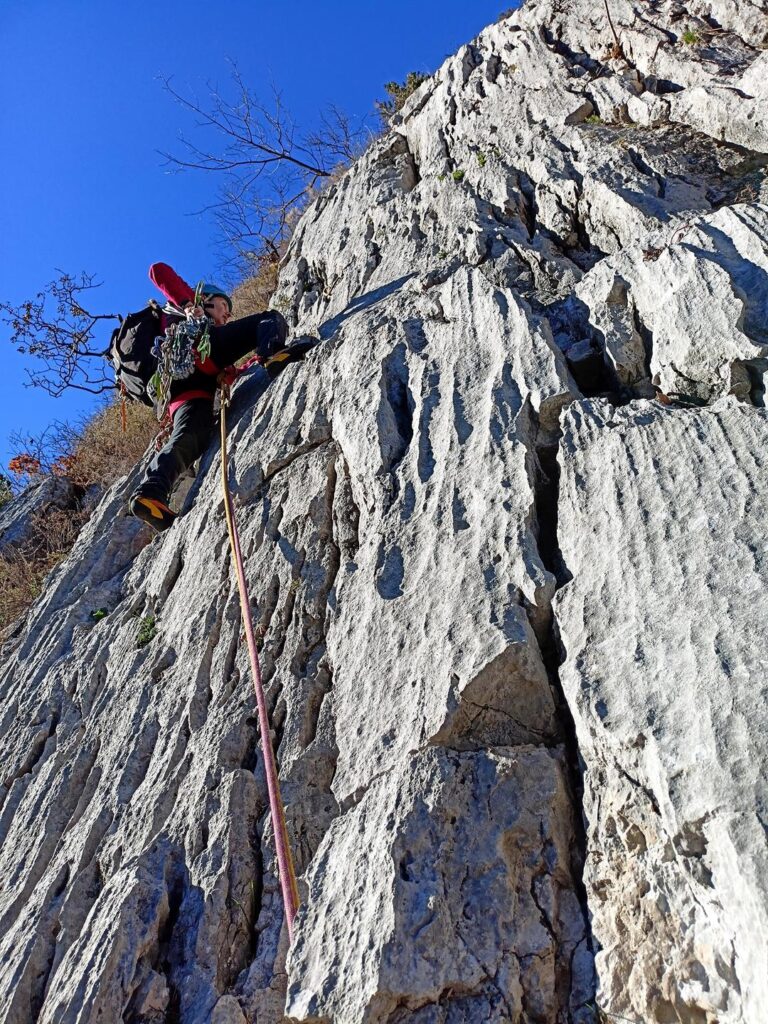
[8, 420, 82, 484]
[305, 104, 371, 164]
[0, 272, 119, 397]
[3, 71, 372, 401]
[161, 68, 369, 271]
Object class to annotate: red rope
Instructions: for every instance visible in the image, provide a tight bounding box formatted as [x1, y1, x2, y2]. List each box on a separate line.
[219, 393, 300, 939]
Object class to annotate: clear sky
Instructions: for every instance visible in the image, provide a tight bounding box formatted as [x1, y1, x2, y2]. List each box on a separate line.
[1, 0, 511, 472]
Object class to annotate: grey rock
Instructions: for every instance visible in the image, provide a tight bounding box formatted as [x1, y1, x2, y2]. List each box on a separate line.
[287, 746, 590, 1023]
[0, 0, 767, 1022]
[576, 205, 768, 399]
[556, 399, 768, 1023]
[211, 995, 247, 1024]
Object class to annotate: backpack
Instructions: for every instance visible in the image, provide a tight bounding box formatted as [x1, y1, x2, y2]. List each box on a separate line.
[106, 300, 175, 407]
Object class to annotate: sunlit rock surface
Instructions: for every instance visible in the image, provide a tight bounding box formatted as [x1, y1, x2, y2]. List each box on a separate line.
[1, 0, 766, 1021]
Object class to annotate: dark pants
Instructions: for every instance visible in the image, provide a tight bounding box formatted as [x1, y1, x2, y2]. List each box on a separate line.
[138, 399, 215, 504]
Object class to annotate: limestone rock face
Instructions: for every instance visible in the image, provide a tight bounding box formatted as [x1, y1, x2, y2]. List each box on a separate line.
[555, 399, 768, 1022]
[0, 1, 767, 1023]
[287, 746, 590, 1024]
[576, 204, 768, 399]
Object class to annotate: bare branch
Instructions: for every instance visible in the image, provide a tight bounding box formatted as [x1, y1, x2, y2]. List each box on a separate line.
[158, 67, 380, 276]
[305, 105, 369, 164]
[1, 272, 119, 397]
[160, 75, 332, 180]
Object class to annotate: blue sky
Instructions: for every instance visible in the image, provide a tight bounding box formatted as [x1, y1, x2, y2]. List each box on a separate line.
[1, 0, 510, 472]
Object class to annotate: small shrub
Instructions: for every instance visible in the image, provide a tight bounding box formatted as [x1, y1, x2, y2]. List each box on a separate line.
[476, 152, 487, 167]
[452, 169, 465, 182]
[7, 454, 43, 490]
[136, 615, 157, 648]
[376, 72, 429, 125]
[585, 114, 604, 125]
[682, 27, 700, 45]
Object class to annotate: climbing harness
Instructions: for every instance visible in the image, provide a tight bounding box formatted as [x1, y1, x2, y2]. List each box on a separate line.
[219, 383, 300, 940]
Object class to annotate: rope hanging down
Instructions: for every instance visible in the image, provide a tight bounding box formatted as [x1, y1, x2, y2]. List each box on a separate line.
[219, 390, 300, 940]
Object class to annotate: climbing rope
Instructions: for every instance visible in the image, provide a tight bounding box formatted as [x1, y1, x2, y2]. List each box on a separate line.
[219, 388, 301, 940]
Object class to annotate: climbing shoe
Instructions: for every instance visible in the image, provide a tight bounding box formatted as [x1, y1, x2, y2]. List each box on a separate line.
[264, 337, 318, 381]
[129, 495, 177, 532]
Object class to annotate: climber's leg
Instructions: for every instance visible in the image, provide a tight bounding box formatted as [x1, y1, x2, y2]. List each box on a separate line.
[130, 398, 215, 530]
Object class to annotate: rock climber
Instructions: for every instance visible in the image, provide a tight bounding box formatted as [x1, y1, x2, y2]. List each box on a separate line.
[129, 262, 313, 532]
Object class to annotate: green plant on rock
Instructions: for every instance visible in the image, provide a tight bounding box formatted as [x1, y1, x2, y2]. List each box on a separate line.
[452, 169, 465, 182]
[476, 151, 487, 167]
[585, 114, 604, 125]
[682, 27, 700, 45]
[376, 72, 430, 124]
[136, 615, 157, 649]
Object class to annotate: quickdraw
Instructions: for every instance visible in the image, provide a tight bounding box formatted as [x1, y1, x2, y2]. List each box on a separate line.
[148, 283, 213, 420]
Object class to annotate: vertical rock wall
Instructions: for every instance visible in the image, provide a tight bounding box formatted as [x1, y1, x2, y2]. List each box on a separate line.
[556, 400, 768, 1022]
[0, 1, 766, 1022]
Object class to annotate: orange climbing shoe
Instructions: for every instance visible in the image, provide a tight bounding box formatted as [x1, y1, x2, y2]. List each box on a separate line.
[264, 338, 318, 381]
[129, 495, 177, 532]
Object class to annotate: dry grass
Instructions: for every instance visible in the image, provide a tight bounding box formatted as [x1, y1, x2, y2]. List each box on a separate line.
[1, 398, 159, 633]
[0, 504, 88, 632]
[231, 256, 282, 318]
[63, 400, 158, 489]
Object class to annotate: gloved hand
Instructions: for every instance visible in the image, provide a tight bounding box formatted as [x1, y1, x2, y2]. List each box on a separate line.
[264, 337, 319, 381]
